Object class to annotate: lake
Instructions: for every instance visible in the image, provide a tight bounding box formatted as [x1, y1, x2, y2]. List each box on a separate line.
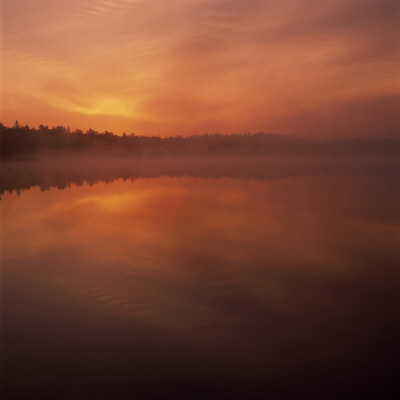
[1, 157, 399, 399]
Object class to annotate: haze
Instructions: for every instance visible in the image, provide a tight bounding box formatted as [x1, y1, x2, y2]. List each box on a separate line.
[1, 0, 399, 136]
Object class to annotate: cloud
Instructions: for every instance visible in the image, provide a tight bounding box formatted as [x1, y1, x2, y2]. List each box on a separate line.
[1, 0, 398, 135]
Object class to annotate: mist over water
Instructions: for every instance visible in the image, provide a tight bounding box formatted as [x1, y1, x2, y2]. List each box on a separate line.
[1, 157, 399, 399]
[1, 155, 399, 196]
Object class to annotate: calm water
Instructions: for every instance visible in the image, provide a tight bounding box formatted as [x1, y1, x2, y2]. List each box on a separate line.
[1, 160, 399, 399]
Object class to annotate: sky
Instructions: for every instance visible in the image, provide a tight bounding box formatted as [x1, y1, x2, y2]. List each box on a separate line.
[1, 0, 399, 136]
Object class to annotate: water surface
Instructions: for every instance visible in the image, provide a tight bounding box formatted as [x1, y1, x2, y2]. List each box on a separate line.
[1, 162, 399, 399]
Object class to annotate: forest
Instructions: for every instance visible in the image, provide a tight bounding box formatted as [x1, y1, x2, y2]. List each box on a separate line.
[1, 121, 399, 159]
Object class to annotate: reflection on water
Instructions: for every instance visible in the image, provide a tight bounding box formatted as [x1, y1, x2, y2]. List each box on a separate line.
[1, 164, 399, 399]
[1, 155, 399, 197]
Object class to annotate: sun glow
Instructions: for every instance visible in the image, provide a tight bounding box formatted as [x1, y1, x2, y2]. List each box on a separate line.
[64, 98, 138, 118]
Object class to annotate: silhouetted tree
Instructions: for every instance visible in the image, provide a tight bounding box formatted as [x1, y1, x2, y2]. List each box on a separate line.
[0, 121, 399, 159]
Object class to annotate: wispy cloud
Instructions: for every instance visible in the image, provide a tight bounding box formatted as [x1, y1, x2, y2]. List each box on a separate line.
[1, 0, 399, 135]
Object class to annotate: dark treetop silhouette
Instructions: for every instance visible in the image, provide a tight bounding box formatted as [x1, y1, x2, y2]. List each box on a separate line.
[1, 121, 399, 159]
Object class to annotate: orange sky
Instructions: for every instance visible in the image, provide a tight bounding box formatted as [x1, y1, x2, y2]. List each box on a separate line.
[1, 0, 399, 136]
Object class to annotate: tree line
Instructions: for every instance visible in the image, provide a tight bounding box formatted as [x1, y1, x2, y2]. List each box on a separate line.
[1, 121, 399, 158]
